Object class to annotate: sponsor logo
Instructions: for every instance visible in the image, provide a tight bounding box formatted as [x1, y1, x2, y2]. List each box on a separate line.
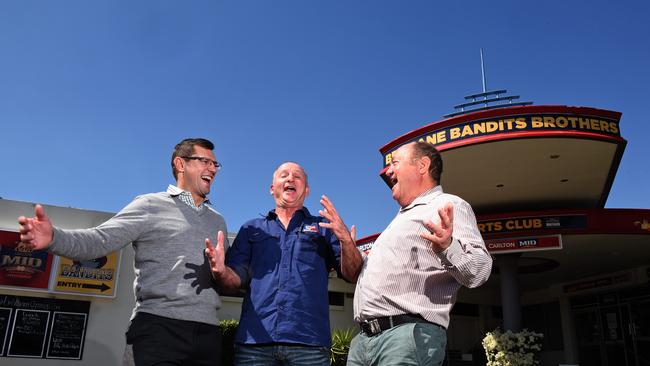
[302, 224, 318, 233]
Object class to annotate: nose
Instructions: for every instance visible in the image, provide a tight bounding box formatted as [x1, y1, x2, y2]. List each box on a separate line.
[207, 162, 217, 173]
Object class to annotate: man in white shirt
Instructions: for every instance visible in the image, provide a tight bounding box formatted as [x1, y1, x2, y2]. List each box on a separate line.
[322, 141, 492, 366]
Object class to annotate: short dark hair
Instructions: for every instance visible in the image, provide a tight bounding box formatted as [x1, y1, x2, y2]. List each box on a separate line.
[171, 138, 215, 179]
[410, 141, 443, 183]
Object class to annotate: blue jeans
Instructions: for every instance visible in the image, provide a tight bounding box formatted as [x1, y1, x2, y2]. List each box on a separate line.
[234, 343, 330, 366]
[346, 323, 447, 366]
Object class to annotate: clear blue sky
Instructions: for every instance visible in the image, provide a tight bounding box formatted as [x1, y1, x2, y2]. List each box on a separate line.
[2, 1, 649, 238]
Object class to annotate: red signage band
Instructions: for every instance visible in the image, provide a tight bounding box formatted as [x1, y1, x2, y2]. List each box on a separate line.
[485, 235, 562, 254]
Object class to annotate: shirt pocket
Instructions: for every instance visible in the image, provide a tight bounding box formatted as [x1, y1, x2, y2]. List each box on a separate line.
[248, 231, 281, 277]
[295, 232, 328, 277]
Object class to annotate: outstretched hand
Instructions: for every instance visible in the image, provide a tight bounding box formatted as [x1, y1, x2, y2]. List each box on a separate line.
[421, 202, 454, 253]
[204, 231, 227, 276]
[319, 194, 362, 282]
[318, 195, 355, 245]
[18, 204, 54, 250]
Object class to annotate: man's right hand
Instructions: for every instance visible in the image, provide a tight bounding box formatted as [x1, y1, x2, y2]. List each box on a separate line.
[205, 231, 241, 290]
[18, 204, 54, 250]
[205, 231, 226, 276]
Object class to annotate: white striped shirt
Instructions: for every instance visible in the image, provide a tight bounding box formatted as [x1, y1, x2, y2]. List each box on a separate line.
[353, 186, 492, 328]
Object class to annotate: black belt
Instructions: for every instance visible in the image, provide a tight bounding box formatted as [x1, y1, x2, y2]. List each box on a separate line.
[358, 314, 441, 336]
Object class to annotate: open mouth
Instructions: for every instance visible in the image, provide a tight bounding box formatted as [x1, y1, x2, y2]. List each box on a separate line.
[284, 185, 296, 192]
[201, 175, 213, 183]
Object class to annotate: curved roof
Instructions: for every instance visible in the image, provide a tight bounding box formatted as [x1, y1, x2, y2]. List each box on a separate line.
[378, 105, 626, 214]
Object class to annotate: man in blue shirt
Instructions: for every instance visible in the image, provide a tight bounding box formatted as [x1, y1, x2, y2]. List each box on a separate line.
[205, 161, 362, 366]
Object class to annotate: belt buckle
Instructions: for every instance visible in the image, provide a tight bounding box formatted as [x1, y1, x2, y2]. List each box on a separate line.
[368, 319, 381, 335]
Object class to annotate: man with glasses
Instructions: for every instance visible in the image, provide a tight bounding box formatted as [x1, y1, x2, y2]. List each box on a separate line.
[204, 162, 362, 366]
[18, 138, 229, 366]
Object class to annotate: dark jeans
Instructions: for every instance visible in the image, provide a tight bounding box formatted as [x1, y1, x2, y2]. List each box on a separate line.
[234, 343, 330, 366]
[125, 312, 222, 366]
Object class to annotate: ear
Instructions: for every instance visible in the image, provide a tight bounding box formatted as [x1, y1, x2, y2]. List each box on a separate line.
[418, 156, 431, 175]
[173, 156, 185, 174]
[305, 185, 311, 197]
[270, 184, 274, 195]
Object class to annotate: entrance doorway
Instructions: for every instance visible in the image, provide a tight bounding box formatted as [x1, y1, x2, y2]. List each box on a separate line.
[572, 289, 650, 366]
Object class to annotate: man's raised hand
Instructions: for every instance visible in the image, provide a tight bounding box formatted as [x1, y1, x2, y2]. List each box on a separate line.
[421, 202, 454, 253]
[205, 231, 226, 276]
[18, 204, 54, 250]
[318, 195, 354, 244]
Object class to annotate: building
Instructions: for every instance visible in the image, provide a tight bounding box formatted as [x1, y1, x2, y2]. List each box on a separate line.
[356, 90, 650, 366]
[0, 199, 357, 365]
[1, 93, 647, 366]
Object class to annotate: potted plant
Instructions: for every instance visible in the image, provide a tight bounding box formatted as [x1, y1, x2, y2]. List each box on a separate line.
[220, 319, 239, 366]
[330, 328, 356, 366]
[482, 328, 543, 366]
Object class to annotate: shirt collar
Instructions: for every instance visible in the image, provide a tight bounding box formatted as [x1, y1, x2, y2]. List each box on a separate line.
[167, 184, 211, 206]
[400, 185, 443, 212]
[266, 206, 311, 220]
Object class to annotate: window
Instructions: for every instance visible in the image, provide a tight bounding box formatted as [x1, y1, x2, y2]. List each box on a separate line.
[328, 291, 345, 307]
[523, 301, 564, 351]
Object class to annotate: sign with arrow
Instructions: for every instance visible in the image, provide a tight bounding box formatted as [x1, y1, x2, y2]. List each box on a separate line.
[52, 250, 121, 298]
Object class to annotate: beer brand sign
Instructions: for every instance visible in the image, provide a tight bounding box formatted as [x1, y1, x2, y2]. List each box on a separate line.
[485, 235, 562, 254]
[0, 231, 54, 290]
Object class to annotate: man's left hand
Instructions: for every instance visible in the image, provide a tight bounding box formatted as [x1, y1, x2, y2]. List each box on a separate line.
[318, 195, 355, 245]
[421, 202, 454, 252]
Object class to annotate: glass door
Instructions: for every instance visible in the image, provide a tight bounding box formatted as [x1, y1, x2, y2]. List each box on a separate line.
[600, 305, 630, 365]
[572, 288, 650, 366]
[574, 308, 604, 366]
[629, 299, 650, 366]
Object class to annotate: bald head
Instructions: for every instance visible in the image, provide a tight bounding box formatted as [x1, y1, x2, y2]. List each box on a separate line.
[270, 162, 310, 209]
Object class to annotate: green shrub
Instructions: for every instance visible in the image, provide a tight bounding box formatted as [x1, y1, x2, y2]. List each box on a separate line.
[330, 328, 356, 366]
[220, 319, 239, 366]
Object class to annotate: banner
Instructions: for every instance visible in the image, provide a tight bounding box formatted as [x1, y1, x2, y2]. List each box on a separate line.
[52, 251, 121, 298]
[382, 113, 621, 166]
[485, 235, 562, 254]
[0, 231, 53, 290]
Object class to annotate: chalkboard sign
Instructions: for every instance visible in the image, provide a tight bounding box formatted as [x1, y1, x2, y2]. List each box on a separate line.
[0, 295, 90, 360]
[8, 309, 50, 357]
[46, 312, 87, 359]
[0, 307, 11, 356]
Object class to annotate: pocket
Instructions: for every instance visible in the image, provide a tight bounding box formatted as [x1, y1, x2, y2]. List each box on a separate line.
[295, 233, 327, 276]
[248, 231, 281, 274]
[412, 323, 446, 366]
[125, 313, 157, 345]
[249, 230, 279, 244]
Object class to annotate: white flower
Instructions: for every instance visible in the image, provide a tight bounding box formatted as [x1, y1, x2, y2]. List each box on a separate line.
[482, 328, 544, 366]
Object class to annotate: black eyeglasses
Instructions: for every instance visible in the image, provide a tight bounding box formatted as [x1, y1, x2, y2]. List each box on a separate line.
[181, 156, 222, 170]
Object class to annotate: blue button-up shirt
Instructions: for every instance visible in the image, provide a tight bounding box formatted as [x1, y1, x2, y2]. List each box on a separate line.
[226, 207, 341, 347]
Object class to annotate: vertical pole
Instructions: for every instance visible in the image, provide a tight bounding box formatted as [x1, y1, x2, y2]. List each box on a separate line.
[480, 48, 487, 93]
[559, 296, 580, 364]
[498, 253, 522, 332]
